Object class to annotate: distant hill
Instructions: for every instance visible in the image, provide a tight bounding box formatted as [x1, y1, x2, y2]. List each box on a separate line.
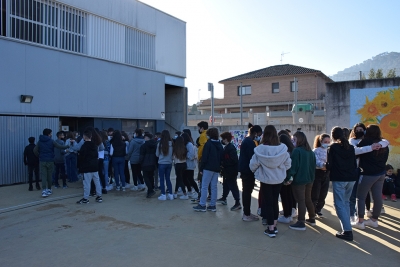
[330, 52, 400, 81]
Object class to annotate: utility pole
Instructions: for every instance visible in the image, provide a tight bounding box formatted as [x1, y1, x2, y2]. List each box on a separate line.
[208, 83, 214, 126]
[281, 51, 290, 64]
[240, 82, 243, 126]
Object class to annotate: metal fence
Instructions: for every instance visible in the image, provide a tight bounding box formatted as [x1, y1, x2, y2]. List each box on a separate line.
[0, 115, 59, 185]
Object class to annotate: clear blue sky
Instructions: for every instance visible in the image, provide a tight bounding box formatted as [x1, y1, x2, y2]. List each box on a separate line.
[139, 0, 400, 104]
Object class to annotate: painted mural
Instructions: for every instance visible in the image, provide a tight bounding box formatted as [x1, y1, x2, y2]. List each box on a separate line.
[229, 130, 249, 155]
[350, 86, 400, 169]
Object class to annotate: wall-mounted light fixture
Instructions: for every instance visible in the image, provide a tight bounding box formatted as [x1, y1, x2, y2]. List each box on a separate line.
[20, 95, 33, 103]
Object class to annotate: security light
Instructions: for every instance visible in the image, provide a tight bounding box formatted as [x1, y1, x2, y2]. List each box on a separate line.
[20, 95, 33, 103]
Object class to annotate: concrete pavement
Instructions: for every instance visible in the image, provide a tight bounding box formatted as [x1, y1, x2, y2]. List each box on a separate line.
[0, 177, 399, 267]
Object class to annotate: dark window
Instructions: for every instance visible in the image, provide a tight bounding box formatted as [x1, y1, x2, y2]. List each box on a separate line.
[290, 81, 297, 92]
[237, 85, 251, 96]
[272, 82, 279, 93]
[1, 0, 6, 36]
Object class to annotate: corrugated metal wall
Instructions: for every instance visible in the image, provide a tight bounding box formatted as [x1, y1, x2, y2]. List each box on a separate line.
[0, 116, 59, 185]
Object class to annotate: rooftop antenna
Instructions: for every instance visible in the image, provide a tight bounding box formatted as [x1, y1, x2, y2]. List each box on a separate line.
[281, 51, 290, 64]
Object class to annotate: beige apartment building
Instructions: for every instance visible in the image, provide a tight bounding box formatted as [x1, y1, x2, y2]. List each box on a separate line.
[189, 64, 332, 126]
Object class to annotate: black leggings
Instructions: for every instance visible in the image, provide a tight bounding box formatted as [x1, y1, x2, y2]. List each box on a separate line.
[174, 163, 187, 193]
[261, 183, 282, 225]
[184, 169, 199, 193]
[241, 174, 255, 216]
[280, 184, 297, 217]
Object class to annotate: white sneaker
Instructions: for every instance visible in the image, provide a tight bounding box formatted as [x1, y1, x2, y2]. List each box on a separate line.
[41, 190, 48, 198]
[46, 189, 52, 195]
[125, 183, 131, 189]
[350, 216, 358, 224]
[180, 195, 189, 200]
[366, 210, 373, 218]
[353, 221, 365, 230]
[168, 194, 174, 200]
[122, 187, 126, 192]
[138, 184, 146, 191]
[158, 194, 167, 201]
[190, 192, 198, 199]
[291, 208, 298, 218]
[173, 194, 178, 199]
[277, 216, 292, 224]
[177, 191, 184, 196]
[116, 186, 121, 191]
[106, 185, 113, 191]
[364, 219, 379, 228]
[130, 186, 138, 191]
[381, 208, 385, 214]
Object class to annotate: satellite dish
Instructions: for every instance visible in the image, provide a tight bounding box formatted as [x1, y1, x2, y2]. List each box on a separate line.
[299, 118, 304, 123]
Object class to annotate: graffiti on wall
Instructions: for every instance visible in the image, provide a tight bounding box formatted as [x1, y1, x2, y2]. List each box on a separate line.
[229, 130, 249, 155]
[350, 86, 400, 168]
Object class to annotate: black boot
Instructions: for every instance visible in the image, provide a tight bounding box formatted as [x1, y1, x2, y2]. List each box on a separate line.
[336, 231, 353, 241]
[29, 185, 33, 191]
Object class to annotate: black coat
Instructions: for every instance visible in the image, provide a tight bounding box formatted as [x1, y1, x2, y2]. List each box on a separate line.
[200, 139, 223, 173]
[238, 137, 256, 176]
[358, 138, 389, 176]
[79, 141, 99, 173]
[326, 143, 357, 182]
[24, 144, 39, 166]
[221, 143, 238, 179]
[139, 139, 158, 171]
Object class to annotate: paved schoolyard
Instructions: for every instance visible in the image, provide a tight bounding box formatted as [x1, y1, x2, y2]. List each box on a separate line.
[0, 177, 399, 267]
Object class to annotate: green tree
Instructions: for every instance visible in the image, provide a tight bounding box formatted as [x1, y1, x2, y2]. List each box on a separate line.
[368, 68, 376, 79]
[361, 73, 366, 80]
[376, 69, 384, 78]
[386, 68, 397, 78]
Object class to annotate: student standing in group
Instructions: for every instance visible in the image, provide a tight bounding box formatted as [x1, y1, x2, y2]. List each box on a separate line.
[24, 137, 40, 191]
[348, 123, 389, 221]
[139, 133, 158, 198]
[217, 132, 241, 211]
[173, 136, 189, 199]
[326, 127, 357, 241]
[110, 130, 128, 191]
[181, 132, 200, 199]
[238, 124, 263, 221]
[34, 128, 69, 197]
[65, 132, 80, 182]
[128, 129, 146, 191]
[53, 131, 68, 189]
[153, 132, 161, 190]
[288, 131, 316, 230]
[195, 121, 209, 202]
[193, 128, 223, 212]
[100, 131, 113, 191]
[277, 134, 297, 224]
[156, 130, 174, 200]
[121, 131, 131, 186]
[311, 133, 331, 218]
[353, 125, 389, 229]
[76, 129, 103, 204]
[250, 125, 291, 237]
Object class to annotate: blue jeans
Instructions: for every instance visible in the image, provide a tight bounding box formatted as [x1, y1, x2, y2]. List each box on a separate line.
[112, 157, 126, 187]
[332, 181, 355, 232]
[65, 153, 78, 182]
[158, 164, 172, 195]
[103, 160, 110, 187]
[200, 170, 218, 206]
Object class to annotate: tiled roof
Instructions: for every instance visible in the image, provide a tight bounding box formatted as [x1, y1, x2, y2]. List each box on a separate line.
[219, 64, 326, 83]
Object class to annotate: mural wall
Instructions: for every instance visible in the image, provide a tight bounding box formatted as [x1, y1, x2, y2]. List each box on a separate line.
[350, 86, 400, 168]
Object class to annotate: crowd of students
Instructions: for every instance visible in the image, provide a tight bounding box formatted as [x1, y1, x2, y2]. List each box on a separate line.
[25, 120, 398, 241]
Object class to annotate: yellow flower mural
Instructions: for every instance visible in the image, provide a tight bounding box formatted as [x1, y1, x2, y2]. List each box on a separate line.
[356, 96, 380, 120]
[356, 86, 400, 162]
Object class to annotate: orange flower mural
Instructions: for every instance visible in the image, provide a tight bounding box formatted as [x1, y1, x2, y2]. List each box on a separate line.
[357, 87, 400, 152]
[356, 96, 380, 120]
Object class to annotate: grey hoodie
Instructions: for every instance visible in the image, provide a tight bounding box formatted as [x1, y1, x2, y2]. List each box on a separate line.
[156, 141, 173, 164]
[128, 137, 146, 164]
[249, 143, 291, 184]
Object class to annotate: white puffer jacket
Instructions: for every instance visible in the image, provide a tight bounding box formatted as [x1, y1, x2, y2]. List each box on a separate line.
[249, 144, 291, 184]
